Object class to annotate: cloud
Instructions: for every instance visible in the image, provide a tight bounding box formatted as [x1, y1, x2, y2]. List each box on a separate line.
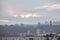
[19, 14, 45, 18]
[0, 20, 9, 23]
[0, 20, 20, 24]
[12, 13, 45, 18]
[3, 4, 15, 16]
[0, 0, 60, 24]
[2, 4, 45, 18]
[34, 3, 60, 11]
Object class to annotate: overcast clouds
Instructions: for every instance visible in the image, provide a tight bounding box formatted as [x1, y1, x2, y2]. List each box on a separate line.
[0, 0, 60, 24]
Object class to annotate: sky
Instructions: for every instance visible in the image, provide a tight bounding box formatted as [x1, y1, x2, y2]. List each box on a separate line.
[0, 0, 60, 24]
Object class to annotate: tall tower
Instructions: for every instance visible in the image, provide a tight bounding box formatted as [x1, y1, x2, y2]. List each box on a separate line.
[50, 20, 53, 34]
